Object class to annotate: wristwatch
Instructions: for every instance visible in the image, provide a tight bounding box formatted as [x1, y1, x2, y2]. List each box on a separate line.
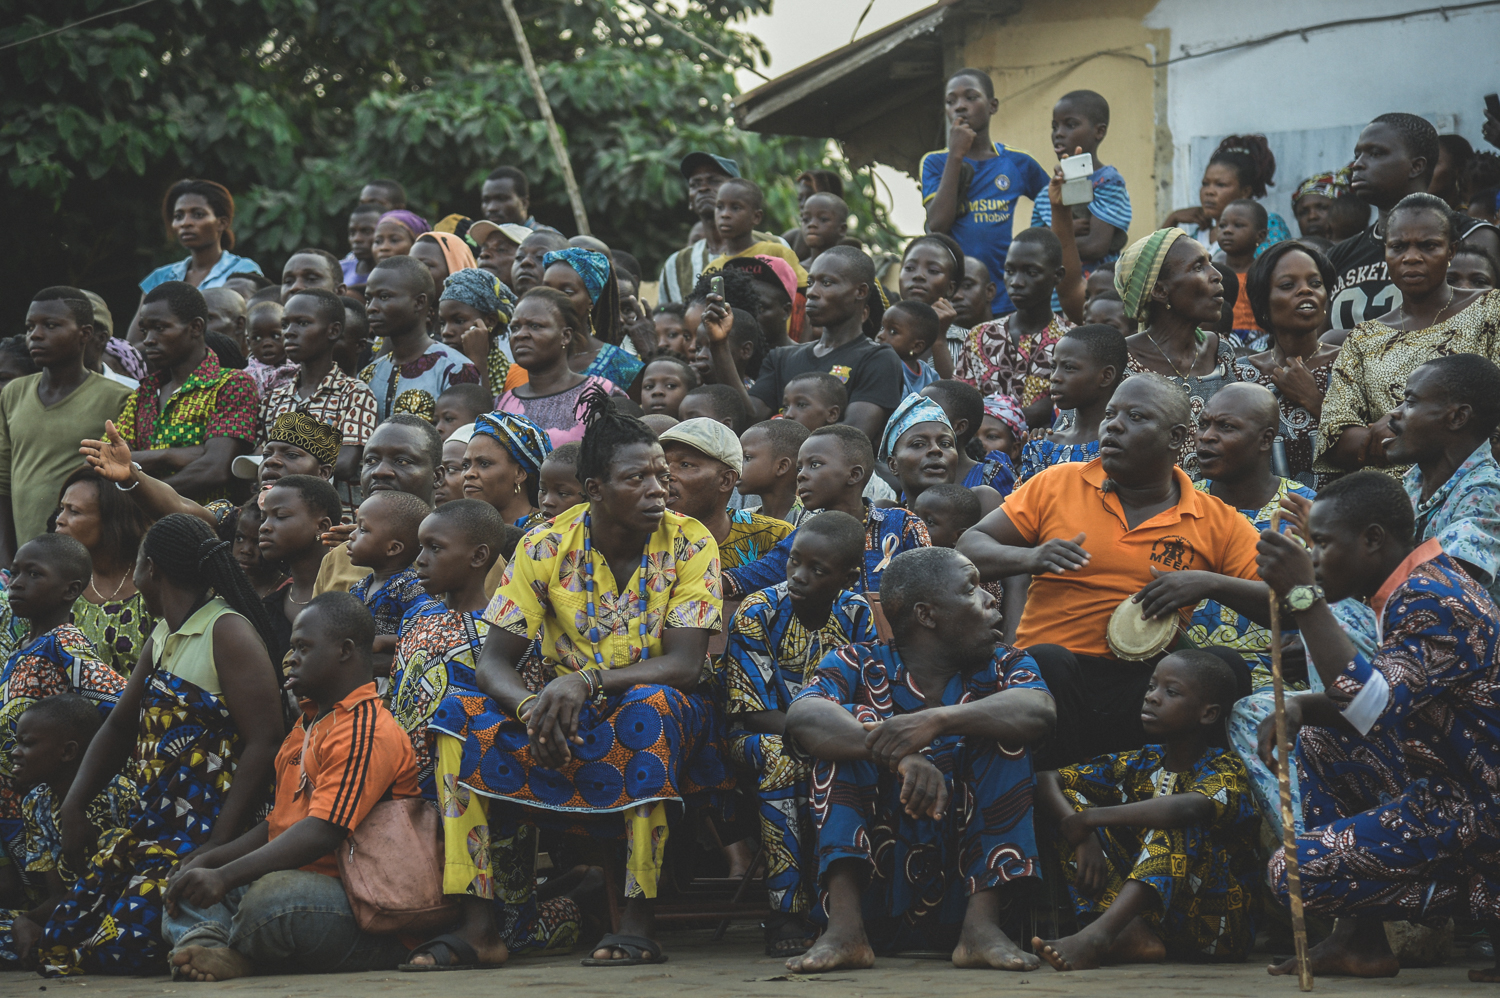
[1285, 584, 1324, 612]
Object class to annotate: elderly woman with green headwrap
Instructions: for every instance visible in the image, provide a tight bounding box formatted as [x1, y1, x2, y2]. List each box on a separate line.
[441, 267, 521, 401]
[464, 411, 553, 529]
[542, 247, 645, 390]
[1115, 227, 1239, 480]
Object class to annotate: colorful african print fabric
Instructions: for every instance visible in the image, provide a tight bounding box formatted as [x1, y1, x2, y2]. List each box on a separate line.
[1316, 289, 1500, 477]
[1125, 335, 1240, 480]
[496, 375, 624, 448]
[256, 367, 379, 449]
[720, 508, 795, 570]
[349, 566, 437, 642]
[0, 591, 151, 680]
[1018, 436, 1098, 486]
[1056, 745, 1259, 961]
[39, 667, 249, 975]
[1235, 356, 1333, 490]
[1267, 544, 1500, 922]
[1183, 477, 1317, 689]
[0, 625, 123, 860]
[116, 350, 258, 452]
[583, 342, 644, 389]
[794, 641, 1047, 951]
[438, 506, 732, 897]
[360, 341, 481, 422]
[964, 450, 1015, 496]
[953, 312, 1074, 407]
[1405, 440, 1500, 604]
[722, 583, 875, 914]
[391, 604, 491, 798]
[0, 776, 137, 966]
[723, 502, 931, 598]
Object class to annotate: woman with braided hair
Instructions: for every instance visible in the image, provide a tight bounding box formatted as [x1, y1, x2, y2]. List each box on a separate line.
[435, 384, 731, 968]
[39, 514, 283, 976]
[1162, 135, 1291, 255]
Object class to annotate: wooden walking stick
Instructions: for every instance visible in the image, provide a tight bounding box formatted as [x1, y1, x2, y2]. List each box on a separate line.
[1268, 508, 1313, 990]
[499, 0, 591, 235]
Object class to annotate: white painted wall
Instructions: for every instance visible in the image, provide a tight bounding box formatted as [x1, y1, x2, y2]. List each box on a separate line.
[1147, 0, 1500, 229]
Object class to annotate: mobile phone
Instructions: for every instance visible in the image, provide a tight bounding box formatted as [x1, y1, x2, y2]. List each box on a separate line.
[1059, 152, 1094, 206]
[711, 275, 724, 298]
[1487, 93, 1500, 120]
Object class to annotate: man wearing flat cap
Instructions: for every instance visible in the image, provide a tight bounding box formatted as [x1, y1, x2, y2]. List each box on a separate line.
[660, 417, 793, 567]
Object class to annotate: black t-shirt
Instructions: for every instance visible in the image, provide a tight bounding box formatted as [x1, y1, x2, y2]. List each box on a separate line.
[1329, 214, 1500, 330]
[749, 335, 905, 415]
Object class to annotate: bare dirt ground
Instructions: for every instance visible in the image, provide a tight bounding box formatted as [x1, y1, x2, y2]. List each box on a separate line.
[11, 924, 1500, 998]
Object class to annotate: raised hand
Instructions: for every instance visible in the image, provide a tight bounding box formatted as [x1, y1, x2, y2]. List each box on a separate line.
[79, 420, 135, 482]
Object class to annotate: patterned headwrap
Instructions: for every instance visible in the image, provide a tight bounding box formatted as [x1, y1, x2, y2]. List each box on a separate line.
[420, 231, 477, 277]
[1292, 167, 1350, 206]
[379, 209, 430, 239]
[104, 336, 147, 381]
[267, 411, 341, 466]
[982, 394, 1027, 442]
[473, 411, 553, 477]
[878, 392, 953, 463]
[441, 267, 518, 323]
[542, 247, 611, 304]
[1114, 227, 1188, 321]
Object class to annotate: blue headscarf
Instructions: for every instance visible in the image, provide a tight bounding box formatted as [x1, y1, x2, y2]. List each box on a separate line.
[473, 411, 553, 478]
[440, 267, 518, 323]
[878, 392, 953, 463]
[542, 247, 611, 303]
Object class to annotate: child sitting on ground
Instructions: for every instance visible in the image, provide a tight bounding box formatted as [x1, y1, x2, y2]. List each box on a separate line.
[640, 354, 699, 419]
[1, 535, 126, 847]
[434, 383, 496, 442]
[738, 419, 810, 525]
[392, 500, 581, 967]
[722, 511, 875, 957]
[536, 443, 584, 521]
[347, 490, 437, 679]
[0, 695, 138, 968]
[1018, 324, 1126, 485]
[781, 372, 844, 431]
[877, 300, 941, 396]
[911, 483, 982, 549]
[799, 193, 850, 270]
[1032, 650, 1257, 971]
[1215, 199, 1270, 350]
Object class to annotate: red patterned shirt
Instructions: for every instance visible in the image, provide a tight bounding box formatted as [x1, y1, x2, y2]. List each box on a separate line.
[952, 312, 1074, 406]
[257, 367, 379, 449]
[117, 350, 259, 451]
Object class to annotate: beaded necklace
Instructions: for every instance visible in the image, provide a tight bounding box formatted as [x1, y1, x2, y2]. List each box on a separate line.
[581, 512, 651, 668]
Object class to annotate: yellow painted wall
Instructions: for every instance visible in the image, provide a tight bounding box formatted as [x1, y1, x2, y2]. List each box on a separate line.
[955, 0, 1167, 244]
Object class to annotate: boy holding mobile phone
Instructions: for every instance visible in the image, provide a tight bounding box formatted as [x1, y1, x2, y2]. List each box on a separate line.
[1029, 90, 1133, 275]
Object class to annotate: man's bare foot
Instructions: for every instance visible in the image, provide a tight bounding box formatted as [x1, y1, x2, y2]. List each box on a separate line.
[1033, 929, 1108, 972]
[404, 934, 508, 968]
[724, 839, 758, 880]
[1267, 919, 1398, 978]
[952, 919, 1039, 970]
[784, 924, 874, 973]
[1104, 917, 1166, 963]
[171, 945, 252, 982]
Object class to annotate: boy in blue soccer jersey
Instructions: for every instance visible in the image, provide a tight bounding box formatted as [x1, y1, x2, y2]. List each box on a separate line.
[922, 69, 1051, 317]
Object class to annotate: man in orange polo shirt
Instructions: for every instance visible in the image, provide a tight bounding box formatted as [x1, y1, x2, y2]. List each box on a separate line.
[160, 593, 420, 981]
[958, 375, 1270, 768]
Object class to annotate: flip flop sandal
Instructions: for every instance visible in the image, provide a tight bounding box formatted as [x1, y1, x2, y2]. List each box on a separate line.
[399, 933, 481, 972]
[580, 933, 669, 967]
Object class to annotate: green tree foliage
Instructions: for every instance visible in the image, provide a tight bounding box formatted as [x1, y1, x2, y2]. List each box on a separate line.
[0, 0, 897, 327]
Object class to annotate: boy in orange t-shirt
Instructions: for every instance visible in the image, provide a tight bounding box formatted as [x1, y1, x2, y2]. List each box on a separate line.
[161, 592, 420, 981]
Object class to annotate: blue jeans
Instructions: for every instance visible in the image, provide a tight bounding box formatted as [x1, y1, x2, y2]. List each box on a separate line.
[162, 869, 408, 973]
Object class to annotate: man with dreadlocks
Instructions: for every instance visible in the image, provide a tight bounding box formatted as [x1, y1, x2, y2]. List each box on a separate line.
[39, 514, 284, 975]
[436, 385, 732, 968]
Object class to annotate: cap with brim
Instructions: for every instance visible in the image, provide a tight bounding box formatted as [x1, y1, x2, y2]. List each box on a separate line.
[469, 221, 533, 247]
[1105, 597, 1179, 661]
[232, 455, 263, 480]
[721, 255, 798, 302]
[657, 417, 744, 474]
[82, 290, 114, 338]
[679, 151, 740, 180]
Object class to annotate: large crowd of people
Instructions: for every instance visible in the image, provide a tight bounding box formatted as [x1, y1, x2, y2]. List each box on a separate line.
[1, 65, 1499, 984]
